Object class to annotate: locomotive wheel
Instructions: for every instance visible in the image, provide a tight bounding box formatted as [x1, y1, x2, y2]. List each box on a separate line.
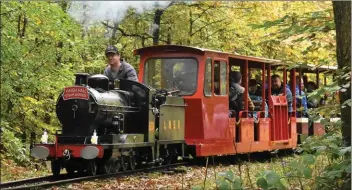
[87, 160, 97, 176]
[113, 159, 121, 173]
[51, 160, 61, 177]
[100, 159, 114, 174]
[66, 166, 75, 176]
[120, 156, 128, 172]
[106, 160, 115, 174]
[166, 154, 174, 165]
[129, 156, 136, 170]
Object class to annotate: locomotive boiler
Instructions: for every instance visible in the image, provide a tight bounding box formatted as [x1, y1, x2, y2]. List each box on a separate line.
[56, 73, 138, 137]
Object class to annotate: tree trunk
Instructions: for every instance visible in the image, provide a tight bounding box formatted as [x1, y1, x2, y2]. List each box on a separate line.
[333, 1, 351, 146]
[110, 21, 119, 44]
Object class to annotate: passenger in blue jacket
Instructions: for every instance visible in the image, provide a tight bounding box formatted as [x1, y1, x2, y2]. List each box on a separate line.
[288, 76, 308, 117]
[270, 74, 293, 113]
[249, 79, 268, 118]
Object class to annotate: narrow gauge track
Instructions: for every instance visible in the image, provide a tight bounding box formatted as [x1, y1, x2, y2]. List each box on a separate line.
[1, 162, 187, 190]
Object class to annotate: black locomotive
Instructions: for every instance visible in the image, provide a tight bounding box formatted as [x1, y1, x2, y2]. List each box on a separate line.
[31, 72, 187, 176]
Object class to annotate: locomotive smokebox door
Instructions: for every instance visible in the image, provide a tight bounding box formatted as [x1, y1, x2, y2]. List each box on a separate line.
[159, 96, 186, 141]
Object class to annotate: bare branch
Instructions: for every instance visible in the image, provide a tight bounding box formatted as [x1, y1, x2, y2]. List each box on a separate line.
[191, 3, 217, 24]
[191, 18, 227, 37]
[101, 21, 153, 40]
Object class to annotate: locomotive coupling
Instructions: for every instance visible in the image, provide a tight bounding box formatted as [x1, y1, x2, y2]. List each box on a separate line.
[63, 149, 71, 160]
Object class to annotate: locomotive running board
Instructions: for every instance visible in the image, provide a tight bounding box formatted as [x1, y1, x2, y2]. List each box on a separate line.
[101, 142, 154, 149]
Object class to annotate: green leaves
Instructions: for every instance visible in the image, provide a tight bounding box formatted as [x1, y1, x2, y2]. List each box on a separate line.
[266, 171, 281, 185]
[303, 154, 316, 165]
[256, 177, 268, 189]
[216, 170, 243, 190]
[303, 168, 312, 178]
[255, 170, 286, 190]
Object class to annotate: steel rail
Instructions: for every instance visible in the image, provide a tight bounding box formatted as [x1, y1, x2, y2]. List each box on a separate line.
[1, 162, 187, 190]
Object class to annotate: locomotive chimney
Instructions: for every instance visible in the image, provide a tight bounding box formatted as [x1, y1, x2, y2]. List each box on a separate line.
[75, 73, 89, 86]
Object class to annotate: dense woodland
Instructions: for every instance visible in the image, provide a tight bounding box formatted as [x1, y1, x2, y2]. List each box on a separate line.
[1, 1, 351, 189]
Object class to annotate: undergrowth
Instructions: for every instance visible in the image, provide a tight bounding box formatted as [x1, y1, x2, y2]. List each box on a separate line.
[192, 133, 351, 190]
[0, 158, 50, 182]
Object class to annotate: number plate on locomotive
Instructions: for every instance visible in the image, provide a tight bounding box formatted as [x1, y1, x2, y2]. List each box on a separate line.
[63, 86, 89, 100]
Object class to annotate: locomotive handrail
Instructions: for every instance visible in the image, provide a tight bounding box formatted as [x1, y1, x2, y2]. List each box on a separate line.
[95, 103, 141, 109]
[160, 104, 188, 107]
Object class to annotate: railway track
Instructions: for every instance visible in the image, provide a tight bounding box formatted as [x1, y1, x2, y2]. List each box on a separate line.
[1, 162, 187, 190]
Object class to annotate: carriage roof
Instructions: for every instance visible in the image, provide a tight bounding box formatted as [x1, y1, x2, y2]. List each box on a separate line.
[134, 45, 281, 64]
[134, 45, 337, 70]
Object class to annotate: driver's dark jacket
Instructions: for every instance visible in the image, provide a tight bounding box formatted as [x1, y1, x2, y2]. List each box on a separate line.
[104, 60, 138, 81]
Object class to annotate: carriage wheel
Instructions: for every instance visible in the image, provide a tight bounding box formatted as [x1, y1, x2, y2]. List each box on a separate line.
[99, 160, 113, 174]
[51, 160, 61, 177]
[87, 160, 97, 176]
[120, 156, 128, 172]
[129, 156, 136, 170]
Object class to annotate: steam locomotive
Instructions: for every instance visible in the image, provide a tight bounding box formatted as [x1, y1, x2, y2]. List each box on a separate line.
[31, 45, 336, 177]
[31, 72, 186, 176]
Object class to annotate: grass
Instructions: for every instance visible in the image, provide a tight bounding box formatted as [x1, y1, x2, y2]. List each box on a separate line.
[191, 151, 333, 190]
[0, 151, 341, 190]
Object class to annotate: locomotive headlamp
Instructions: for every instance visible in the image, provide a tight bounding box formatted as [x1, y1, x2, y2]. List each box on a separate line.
[41, 129, 48, 144]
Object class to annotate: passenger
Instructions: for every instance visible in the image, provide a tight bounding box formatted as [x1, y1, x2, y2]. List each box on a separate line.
[248, 79, 268, 118]
[248, 79, 262, 97]
[103, 45, 138, 82]
[303, 75, 308, 88]
[229, 71, 255, 118]
[270, 74, 293, 113]
[291, 76, 308, 117]
[305, 81, 320, 108]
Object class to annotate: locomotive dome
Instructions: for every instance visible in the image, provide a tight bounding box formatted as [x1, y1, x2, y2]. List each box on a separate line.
[88, 74, 109, 91]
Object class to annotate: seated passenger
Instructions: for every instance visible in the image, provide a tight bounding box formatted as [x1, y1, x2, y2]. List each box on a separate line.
[270, 74, 293, 113]
[249, 79, 268, 118]
[305, 81, 320, 108]
[290, 76, 308, 117]
[248, 79, 262, 97]
[229, 71, 255, 118]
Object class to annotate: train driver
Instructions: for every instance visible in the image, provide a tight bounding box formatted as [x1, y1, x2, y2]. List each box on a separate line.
[229, 71, 255, 118]
[103, 45, 138, 82]
[270, 74, 293, 113]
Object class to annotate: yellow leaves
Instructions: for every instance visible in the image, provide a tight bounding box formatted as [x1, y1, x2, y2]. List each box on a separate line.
[44, 30, 55, 37]
[35, 18, 42, 25]
[23, 96, 39, 104]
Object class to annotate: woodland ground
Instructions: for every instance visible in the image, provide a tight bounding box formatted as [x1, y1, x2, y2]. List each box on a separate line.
[1, 152, 309, 189]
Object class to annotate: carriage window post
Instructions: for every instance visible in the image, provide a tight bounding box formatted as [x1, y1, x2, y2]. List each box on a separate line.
[291, 68, 296, 113]
[267, 65, 272, 108]
[244, 60, 249, 112]
[262, 63, 266, 112]
[324, 75, 327, 86]
[316, 70, 320, 88]
[283, 66, 287, 96]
